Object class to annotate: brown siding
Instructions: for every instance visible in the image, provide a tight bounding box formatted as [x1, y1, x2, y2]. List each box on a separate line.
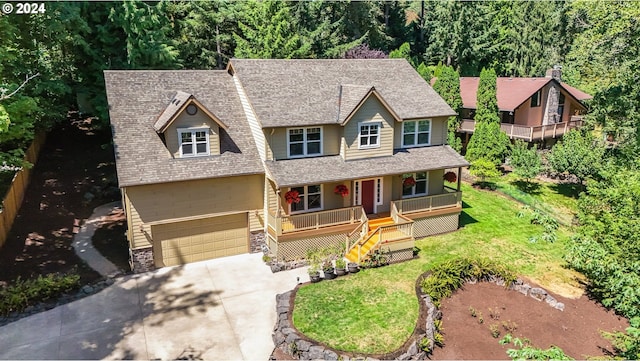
[514, 86, 549, 127]
[126, 174, 263, 249]
[165, 111, 220, 157]
[343, 97, 395, 160]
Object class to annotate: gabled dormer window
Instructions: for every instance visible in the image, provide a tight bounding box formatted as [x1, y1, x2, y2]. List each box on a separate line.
[178, 128, 210, 157]
[358, 122, 381, 149]
[402, 120, 431, 147]
[288, 127, 322, 158]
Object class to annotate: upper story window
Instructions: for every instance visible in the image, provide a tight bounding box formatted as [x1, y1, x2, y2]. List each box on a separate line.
[402, 120, 431, 147]
[531, 90, 542, 107]
[402, 172, 428, 197]
[359, 122, 381, 149]
[289, 184, 322, 213]
[288, 127, 322, 158]
[178, 128, 209, 157]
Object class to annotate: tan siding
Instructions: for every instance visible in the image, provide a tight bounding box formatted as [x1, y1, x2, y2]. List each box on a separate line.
[429, 169, 445, 195]
[126, 174, 263, 249]
[269, 128, 287, 160]
[249, 209, 264, 232]
[166, 112, 220, 157]
[323, 125, 341, 156]
[343, 97, 395, 160]
[393, 117, 447, 148]
[379, 175, 393, 213]
[324, 181, 351, 210]
[431, 117, 447, 146]
[268, 125, 340, 160]
[234, 74, 267, 160]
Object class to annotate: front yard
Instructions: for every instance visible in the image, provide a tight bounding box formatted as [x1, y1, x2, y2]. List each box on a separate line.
[292, 182, 584, 354]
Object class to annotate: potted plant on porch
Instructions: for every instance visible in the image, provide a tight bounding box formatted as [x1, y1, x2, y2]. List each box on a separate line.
[335, 258, 347, 276]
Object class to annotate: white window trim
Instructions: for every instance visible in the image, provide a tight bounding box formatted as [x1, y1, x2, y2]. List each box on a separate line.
[402, 120, 432, 148]
[358, 121, 382, 149]
[286, 127, 323, 159]
[177, 127, 210, 157]
[402, 172, 429, 198]
[353, 177, 383, 213]
[288, 184, 323, 214]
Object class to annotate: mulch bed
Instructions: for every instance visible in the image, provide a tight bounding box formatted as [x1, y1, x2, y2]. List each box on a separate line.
[0, 115, 123, 286]
[431, 281, 628, 360]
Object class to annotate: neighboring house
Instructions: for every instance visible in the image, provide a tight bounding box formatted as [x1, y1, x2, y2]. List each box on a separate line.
[458, 67, 592, 144]
[105, 59, 469, 273]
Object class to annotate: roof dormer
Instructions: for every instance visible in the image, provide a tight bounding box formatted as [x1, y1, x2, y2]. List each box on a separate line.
[154, 91, 228, 158]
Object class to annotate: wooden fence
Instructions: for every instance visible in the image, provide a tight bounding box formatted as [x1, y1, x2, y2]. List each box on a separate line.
[0, 133, 47, 249]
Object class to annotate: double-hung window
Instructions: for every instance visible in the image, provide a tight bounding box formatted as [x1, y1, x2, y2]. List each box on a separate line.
[358, 122, 381, 149]
[178, 128, 209, 157]
[288, 127, 322, 158]
[290, 185, 322, 213]
[402, 120, 431, 147]
[402, 172, 428, 197]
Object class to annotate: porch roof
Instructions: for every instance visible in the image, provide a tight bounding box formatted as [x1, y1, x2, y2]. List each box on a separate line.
[264, 145, 469, 188]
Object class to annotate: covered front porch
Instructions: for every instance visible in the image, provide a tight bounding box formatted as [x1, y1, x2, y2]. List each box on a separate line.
[262, 145, 469, 261]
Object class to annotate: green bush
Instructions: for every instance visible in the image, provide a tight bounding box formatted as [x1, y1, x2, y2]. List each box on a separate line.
[0, 272, 81, 315]
[421, 257, 516, 307]
[500, 333, 573, 360]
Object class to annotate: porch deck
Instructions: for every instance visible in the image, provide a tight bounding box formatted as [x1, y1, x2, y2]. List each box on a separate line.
[459, 116, 584, 142]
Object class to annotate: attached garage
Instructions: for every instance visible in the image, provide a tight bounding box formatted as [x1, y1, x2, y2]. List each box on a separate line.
[152, 213, 248, 267]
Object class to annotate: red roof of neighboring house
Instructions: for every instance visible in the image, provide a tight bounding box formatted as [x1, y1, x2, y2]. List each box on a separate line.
[459, 77, 592, 111]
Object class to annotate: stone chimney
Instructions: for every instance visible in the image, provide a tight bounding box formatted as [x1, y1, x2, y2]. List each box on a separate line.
[545, 65, 562, 82]
[543, 65, 563, 125]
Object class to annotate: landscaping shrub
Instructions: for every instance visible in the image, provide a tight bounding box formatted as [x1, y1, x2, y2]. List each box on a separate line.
[0, 272, 81, 315]
[500, 334, 573, 360]
[420, 257, 516, 307]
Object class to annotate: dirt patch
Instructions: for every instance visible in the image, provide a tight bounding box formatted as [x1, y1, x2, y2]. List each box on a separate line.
[432, 282, 628, 360]
[0, 115, 123, 286]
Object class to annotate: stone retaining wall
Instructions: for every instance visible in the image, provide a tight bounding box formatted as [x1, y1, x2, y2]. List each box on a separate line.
[271, 275, 565, 360]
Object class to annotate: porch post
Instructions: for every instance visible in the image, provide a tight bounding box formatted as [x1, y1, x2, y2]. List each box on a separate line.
[276, 189, 282, 217]
[457, 167, 462, 191]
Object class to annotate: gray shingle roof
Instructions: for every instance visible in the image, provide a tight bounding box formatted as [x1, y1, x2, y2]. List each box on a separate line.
[337, 85, 373, 124]
[230, 59, 456, 128]
[105, 70, 264, 187]
[263, 145, 469, 188]
[153, 91, 192, 132]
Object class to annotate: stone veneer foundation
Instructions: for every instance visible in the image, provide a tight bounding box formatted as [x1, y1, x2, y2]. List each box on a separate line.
[130, 247, 154, 273]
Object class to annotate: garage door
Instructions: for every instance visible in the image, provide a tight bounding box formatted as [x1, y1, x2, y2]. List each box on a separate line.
[152, 213, 248, 267]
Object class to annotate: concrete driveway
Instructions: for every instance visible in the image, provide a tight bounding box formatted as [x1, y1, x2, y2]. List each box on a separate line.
[0, 254, 309, 360]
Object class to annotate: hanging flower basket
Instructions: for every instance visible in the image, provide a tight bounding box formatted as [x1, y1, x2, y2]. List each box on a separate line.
[334, 184, 349, 197]
[285, 190, 301, 204]
[443, 171, 457, 183]
[403, 176, 416, 188]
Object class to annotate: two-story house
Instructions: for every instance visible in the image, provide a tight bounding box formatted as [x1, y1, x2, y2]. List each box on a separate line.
[457, 66, 592, 144]
[105, 59, 469, 273]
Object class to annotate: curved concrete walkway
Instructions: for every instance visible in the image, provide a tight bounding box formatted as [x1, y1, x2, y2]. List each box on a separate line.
[71, 201, 124, 277]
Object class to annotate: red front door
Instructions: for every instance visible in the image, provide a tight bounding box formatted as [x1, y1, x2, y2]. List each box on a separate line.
[362, 180, 375, 214]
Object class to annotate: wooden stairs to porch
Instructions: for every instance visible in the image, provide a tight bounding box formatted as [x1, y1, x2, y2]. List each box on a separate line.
[346, 217, 395, 263]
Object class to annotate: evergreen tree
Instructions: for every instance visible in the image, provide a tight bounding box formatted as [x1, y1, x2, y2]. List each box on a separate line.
[389, 42, 414, 66]
[475, 67, 500, 124]
[234, 0, 310, 59]
[509, 140, 542, 182]
[465, 121, 510, 166]
[433, 66, 463, 152]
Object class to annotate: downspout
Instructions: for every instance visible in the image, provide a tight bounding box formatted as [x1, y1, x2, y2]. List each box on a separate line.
[457, 167, 462, 192]
[276, 189, 282, 217]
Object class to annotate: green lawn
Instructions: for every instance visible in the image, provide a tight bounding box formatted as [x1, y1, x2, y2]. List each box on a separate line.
[292, 182, 583, 354]
[493, 173, 580, 225]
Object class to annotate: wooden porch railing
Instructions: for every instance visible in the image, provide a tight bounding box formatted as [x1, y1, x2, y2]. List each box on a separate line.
[346, 211, 368, 256]
[269, 205, 365, 236]
[459, 118, 584, 142]
[392, 189, 462, 215]
[349, 220, 414, 263]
